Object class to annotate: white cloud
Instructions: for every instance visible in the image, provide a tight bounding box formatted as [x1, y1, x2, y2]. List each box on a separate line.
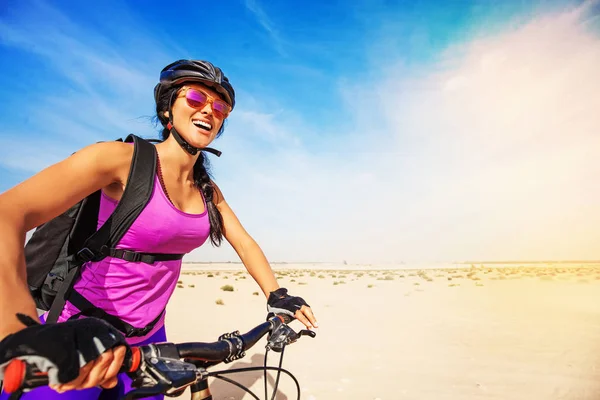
[190, 2, 600, 263]
[4, 1, 598, 264]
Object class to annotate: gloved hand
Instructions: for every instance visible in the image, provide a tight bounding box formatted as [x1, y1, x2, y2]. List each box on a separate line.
[267, 288, 318, 329]
[0, 313, 128, 386]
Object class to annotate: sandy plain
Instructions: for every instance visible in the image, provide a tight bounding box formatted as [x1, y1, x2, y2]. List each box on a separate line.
[164, 263, 600, 400]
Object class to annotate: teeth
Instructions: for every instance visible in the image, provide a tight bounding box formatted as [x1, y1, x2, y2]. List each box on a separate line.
[193, 120, 212, 130]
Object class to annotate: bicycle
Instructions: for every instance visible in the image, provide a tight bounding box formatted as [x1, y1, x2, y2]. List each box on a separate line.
[2, 314, 316, 400]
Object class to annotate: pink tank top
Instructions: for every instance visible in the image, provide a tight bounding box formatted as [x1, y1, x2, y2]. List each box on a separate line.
[46, 162, 211, 344]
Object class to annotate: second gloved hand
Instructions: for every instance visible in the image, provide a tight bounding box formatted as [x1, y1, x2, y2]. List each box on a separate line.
[267, 288, 318, 329]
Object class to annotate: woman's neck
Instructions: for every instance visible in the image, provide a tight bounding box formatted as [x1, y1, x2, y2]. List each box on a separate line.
[155, 137, 198, 183]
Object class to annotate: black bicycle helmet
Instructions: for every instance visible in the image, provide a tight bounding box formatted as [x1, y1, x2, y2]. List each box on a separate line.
[154, 59, 235, 156]
[154, 59, 235, 109]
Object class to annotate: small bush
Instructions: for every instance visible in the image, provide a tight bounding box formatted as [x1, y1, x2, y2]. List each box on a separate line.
[216, 299, 224, 305]
[221, 285, 234, 292]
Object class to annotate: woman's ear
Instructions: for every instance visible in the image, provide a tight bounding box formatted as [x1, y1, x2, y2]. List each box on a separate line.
[163, 111, 169, 119]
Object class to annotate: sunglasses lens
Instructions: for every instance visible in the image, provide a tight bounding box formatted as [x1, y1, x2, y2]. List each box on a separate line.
[212, 101, 231, 118]
[186, 89, 207, 108]
[184, 88, 231, 118]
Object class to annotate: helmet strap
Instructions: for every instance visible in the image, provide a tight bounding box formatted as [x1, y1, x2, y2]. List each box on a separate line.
[167, 121, 198, 155]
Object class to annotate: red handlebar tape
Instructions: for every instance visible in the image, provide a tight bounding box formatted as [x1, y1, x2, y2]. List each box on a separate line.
[128, 347, 141, 373]
[4, 359, 26, 394]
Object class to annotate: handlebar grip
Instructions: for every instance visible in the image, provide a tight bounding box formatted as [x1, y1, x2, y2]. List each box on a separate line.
[3, 359, 47, 393]
[274, 313, 294, 324]
[3, 347, 142, 394]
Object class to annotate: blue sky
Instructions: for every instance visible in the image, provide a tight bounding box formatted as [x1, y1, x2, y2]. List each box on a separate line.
[1, 0, 598, 263]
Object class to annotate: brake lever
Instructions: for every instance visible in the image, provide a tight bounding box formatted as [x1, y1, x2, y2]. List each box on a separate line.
[298, 329, 317, 338]
[123, 345, 200, 399]
[266, 319, 316, 352]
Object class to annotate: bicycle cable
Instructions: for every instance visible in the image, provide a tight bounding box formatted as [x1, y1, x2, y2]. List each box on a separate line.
[207, 359, 301, 400]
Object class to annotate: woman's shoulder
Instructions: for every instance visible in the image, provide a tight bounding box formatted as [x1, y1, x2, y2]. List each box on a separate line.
[78, 140, 135, 166]
[69, 141, 136, 182]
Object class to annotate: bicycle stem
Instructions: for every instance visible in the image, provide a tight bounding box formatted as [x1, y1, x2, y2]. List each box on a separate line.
[190, 378, 212, 400]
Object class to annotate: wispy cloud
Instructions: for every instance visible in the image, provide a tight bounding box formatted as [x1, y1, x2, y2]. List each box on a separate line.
[0, 137, 74, 174]
[193, 1, 600, 263]
[351, 1, 600, 262]
[2, 0, 598, 263]
[243, 0, 287, 57]
[0, 0, 176, 176]
[0, 2, 158, 94]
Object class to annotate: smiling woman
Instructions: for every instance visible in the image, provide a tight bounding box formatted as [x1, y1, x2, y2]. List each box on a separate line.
[0, 59, 318, 400]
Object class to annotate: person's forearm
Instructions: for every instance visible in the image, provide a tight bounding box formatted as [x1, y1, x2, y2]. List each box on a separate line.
[0, 216, 39, 339]
[237, 238, 280, 298]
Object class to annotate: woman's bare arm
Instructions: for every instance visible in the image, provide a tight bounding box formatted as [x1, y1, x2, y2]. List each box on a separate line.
[212, 183, 279, 298]
[212, 183, 317, 329]
[0, 141, 133, 339]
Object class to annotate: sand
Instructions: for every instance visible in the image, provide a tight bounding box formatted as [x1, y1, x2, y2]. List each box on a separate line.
[163, 264, 600, 399]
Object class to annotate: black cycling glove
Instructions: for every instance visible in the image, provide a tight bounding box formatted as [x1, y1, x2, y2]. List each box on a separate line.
[0, 313, 127, 385]
[266, 288, 310, 319]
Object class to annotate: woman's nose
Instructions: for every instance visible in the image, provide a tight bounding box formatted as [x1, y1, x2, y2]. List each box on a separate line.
[201, 101, 213, 115]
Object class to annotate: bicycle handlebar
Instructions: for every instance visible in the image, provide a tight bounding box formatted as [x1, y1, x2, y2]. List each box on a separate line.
[3, 314, 316, 399]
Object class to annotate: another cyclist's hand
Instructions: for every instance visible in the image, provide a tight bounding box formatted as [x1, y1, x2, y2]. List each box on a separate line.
[0, 313, 128, 391]
[267, 288, 318, 329]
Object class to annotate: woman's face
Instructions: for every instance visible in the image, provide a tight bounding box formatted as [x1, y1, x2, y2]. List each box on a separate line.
[169, 83, 230, 150]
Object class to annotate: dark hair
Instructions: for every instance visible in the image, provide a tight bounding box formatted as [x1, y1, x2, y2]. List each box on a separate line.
[154, 85, 225, 247]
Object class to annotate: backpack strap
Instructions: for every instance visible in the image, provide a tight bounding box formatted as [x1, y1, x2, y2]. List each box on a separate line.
[66, 290, 165, 338]
[46, 135, 180, 324]
[76, 134, 157, 260]
[100, 248, 184, 263]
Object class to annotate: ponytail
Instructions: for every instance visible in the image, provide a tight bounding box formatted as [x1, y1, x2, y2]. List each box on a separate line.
[193, 152, 224, 247]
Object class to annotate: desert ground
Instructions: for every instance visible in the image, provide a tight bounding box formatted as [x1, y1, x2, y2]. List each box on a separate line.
[164, 263, 600, 400]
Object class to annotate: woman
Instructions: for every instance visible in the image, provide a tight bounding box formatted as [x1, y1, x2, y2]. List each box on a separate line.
[0, 59, 317, 399]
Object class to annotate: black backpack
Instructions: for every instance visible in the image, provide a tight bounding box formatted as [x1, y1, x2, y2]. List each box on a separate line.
[25, 134, 185, 337]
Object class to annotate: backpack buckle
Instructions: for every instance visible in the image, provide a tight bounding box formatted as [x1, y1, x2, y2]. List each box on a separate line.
[76, 248, 96, 262]
[127, 325, 152, 338]
[120, 250, 142, 262]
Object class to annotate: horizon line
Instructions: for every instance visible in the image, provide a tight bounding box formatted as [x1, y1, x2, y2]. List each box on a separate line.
[182, 260, 600, 265]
